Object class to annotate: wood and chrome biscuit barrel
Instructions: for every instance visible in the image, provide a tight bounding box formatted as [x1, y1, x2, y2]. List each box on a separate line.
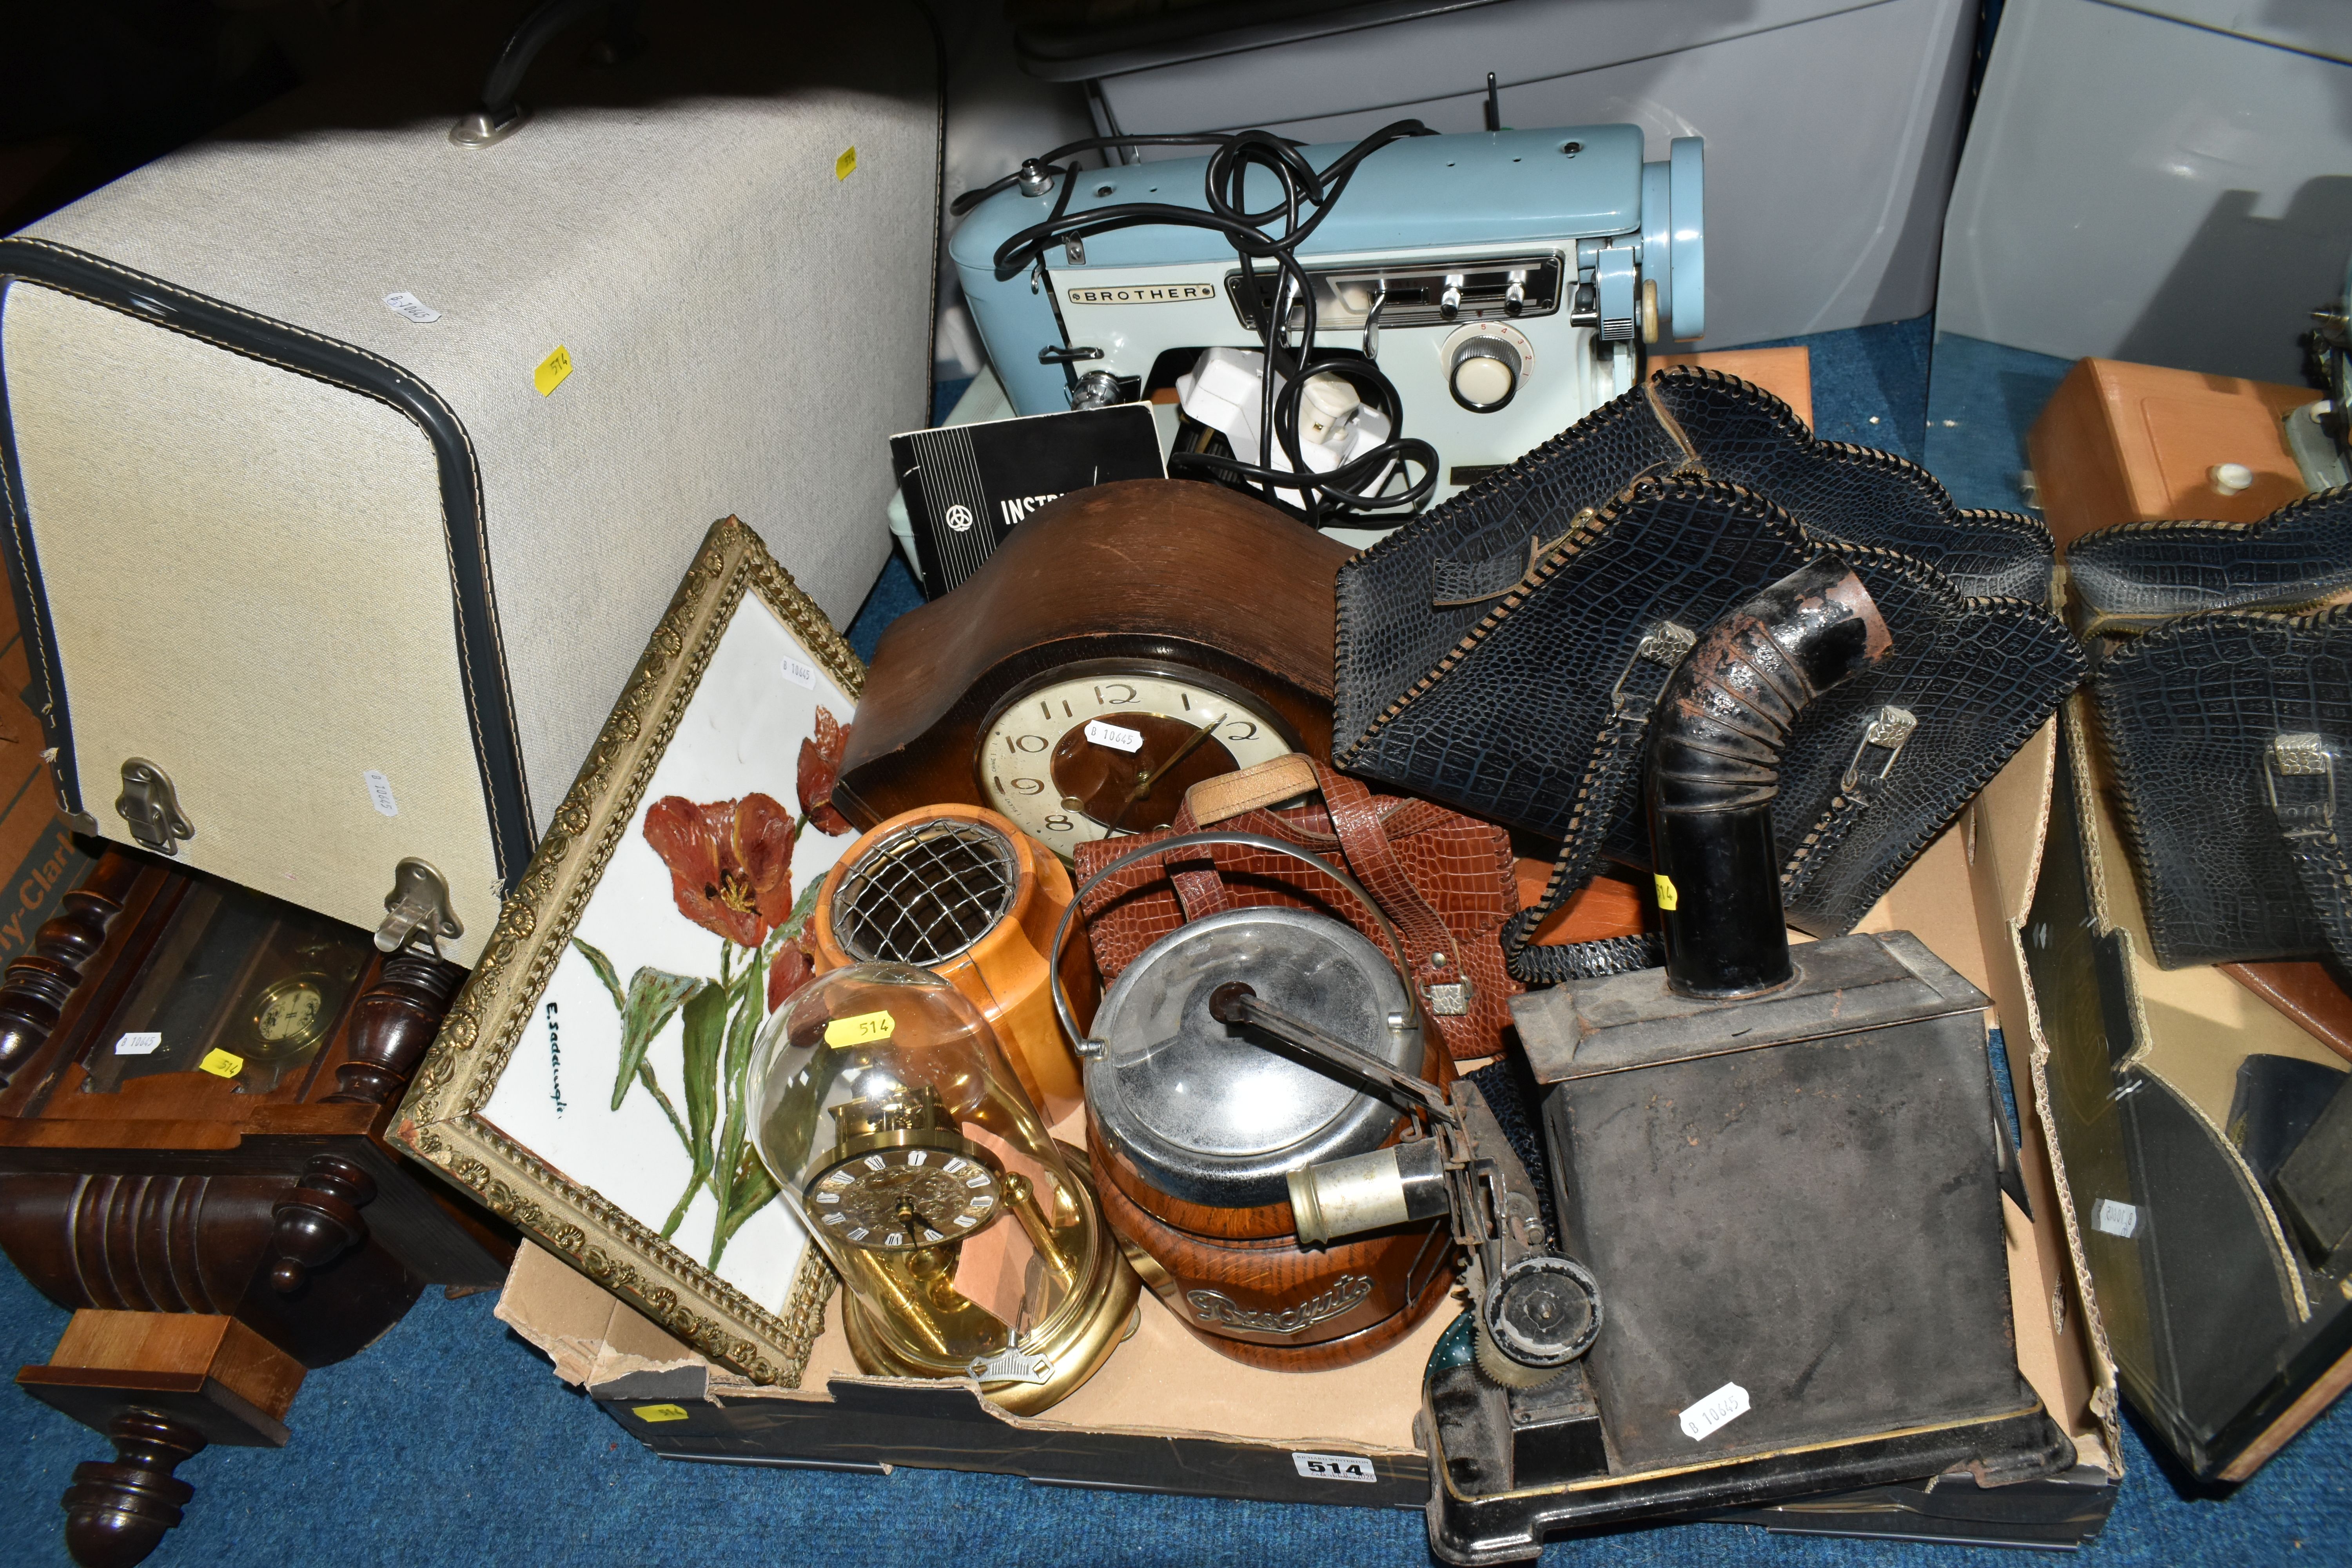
[1065, 844, 1457, 1371]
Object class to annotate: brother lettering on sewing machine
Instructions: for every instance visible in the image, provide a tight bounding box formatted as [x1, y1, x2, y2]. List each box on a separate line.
[950, 123, 1702, 544]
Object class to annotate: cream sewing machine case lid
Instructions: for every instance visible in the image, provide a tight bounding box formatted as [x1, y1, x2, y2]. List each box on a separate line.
[0, 0, 941, 964]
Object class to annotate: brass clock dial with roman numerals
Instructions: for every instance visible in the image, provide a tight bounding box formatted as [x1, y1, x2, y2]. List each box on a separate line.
[806, 1142, 1007, 1252]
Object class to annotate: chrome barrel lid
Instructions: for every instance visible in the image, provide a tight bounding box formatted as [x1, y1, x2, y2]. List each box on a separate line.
[1085, 906, 1414, 1210]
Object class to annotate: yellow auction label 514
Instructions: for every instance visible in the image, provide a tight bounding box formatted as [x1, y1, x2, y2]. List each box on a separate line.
[824, 1009, 895, 1047]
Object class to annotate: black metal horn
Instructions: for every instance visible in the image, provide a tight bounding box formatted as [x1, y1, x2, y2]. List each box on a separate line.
[1646, 555, 1891, 998]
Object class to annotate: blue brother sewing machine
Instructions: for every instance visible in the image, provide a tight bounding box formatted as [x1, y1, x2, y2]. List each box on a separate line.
[951, 124, 1703, 532]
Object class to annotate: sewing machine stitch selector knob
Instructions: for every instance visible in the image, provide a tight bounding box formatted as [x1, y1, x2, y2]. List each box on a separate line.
[1450, 334, 1524, 413]
[1439, 274, 1465, 321]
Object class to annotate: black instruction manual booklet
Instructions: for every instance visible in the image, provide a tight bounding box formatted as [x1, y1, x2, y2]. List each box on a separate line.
[891, 402, 1166, 599]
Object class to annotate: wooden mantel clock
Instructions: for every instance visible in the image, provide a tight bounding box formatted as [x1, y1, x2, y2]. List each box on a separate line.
[833, 479, 1351, 852]
[0, 846, 511, 1567]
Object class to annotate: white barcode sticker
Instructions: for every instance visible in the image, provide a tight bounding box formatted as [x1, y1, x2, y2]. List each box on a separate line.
[383, 291, 442, 324]
[1679, 1381, 1751, 1442]
[780, 654, 817, 690]
[1084, 719, 1143, 753]
[364, 769, 400, 817]
[1291, 1451, 1377, 1483]
[2093, 1198, 2139, 1239]
[114, 1032, 164, 1056]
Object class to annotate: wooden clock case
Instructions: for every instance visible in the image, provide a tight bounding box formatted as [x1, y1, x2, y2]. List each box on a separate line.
[834, 479, 1351, 829]
[0, 847, 510, 1567]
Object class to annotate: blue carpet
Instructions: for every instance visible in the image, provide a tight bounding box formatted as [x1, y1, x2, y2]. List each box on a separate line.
[1919, 334, 2075, 514]
[0, 1257, 2345, 1567]
[848, 553, 926, 662]
[1739, 316, 1938, 467]
[6, 331, 2349, 1566]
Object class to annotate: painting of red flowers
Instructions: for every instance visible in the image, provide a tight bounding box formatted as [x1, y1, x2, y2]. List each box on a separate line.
[797, 704, 854, 837]
[643, 792, 799, 947]
[566, 711, 861, 1267]
[441, 521, 870, 1385]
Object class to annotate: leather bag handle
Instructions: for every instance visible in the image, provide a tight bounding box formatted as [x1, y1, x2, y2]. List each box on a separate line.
[1168, 756, 1465, 999]
[1051, 831, 1421, 1060]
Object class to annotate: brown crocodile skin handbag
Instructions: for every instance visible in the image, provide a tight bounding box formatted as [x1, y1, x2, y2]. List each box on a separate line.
[1073, 753, 1518, 1060]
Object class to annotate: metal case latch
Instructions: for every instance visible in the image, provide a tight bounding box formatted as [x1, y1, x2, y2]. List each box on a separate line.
[1840, 705, 1920, 795]
[377, 857, 465, 956]
[1608, 621, 1696, 714]
[2266, 732, 2338, 837]
[115, 759, 194, 855]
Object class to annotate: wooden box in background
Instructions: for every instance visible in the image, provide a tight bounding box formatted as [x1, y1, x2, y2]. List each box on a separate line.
[2026, 358, 2310, 546]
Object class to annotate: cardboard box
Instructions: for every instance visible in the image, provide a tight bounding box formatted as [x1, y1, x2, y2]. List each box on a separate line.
[1999, 699, 2352, 1482]
[492, 723, 2121, 1546]
[2019, 351, 2352, 1481]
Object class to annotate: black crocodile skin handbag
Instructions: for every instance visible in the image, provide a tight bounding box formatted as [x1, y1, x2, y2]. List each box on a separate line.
[1333, 370, 2082, 980]
[2073, 490, 2352, 970]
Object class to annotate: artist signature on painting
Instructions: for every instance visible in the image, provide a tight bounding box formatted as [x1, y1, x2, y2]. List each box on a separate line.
[545, 1000, 566, 1116]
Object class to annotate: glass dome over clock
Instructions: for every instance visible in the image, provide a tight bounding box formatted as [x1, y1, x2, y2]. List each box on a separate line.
[750, 963, 1136, 1412]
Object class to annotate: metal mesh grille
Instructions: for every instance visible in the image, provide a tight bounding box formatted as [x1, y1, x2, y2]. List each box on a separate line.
[832, 818, 1019, 967]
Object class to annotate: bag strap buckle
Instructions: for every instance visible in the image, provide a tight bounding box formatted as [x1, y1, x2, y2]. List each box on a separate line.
[1609, 621, 1696, 715]
[1839, 706, 1919, 795]
[2265, 733, 2339, 838]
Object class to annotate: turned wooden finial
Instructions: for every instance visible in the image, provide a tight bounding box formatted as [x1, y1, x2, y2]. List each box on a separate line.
[0, 856, 140, 1089]
[267, 1155, 378, 1293]
[60, 1410, 206, 1568]
[326, 944, 467, 1106]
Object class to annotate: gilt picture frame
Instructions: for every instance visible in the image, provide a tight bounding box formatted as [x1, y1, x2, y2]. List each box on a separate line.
[394, 517, 863, 1385]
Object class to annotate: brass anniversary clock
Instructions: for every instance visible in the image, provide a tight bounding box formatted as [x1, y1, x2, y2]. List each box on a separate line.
[753, 963, 1137, 1412]
[834, 479, 1349, 856]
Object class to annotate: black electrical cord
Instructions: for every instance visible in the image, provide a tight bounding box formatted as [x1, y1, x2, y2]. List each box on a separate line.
[948, 132, 1252, 219]
[961, 123, 1444, 527]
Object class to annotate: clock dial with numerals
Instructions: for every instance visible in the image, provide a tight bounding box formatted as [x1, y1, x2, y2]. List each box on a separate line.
[247, 973, 334, 1059]
[978, 663, 1296, 857]
[831, 481, 1348, 837]
[806, 1144, 1006, 1252]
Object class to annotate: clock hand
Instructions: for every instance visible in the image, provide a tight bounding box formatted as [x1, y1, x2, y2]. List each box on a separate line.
[1133, 714, 1222, 794]
[893, 1197, 946, 1238]
[1106, 713, 1224, 834]
[900, 1194, 972, 1240]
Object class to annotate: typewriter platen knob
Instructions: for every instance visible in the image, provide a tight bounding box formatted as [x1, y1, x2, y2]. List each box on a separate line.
[1449, 334, 1523, 412]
